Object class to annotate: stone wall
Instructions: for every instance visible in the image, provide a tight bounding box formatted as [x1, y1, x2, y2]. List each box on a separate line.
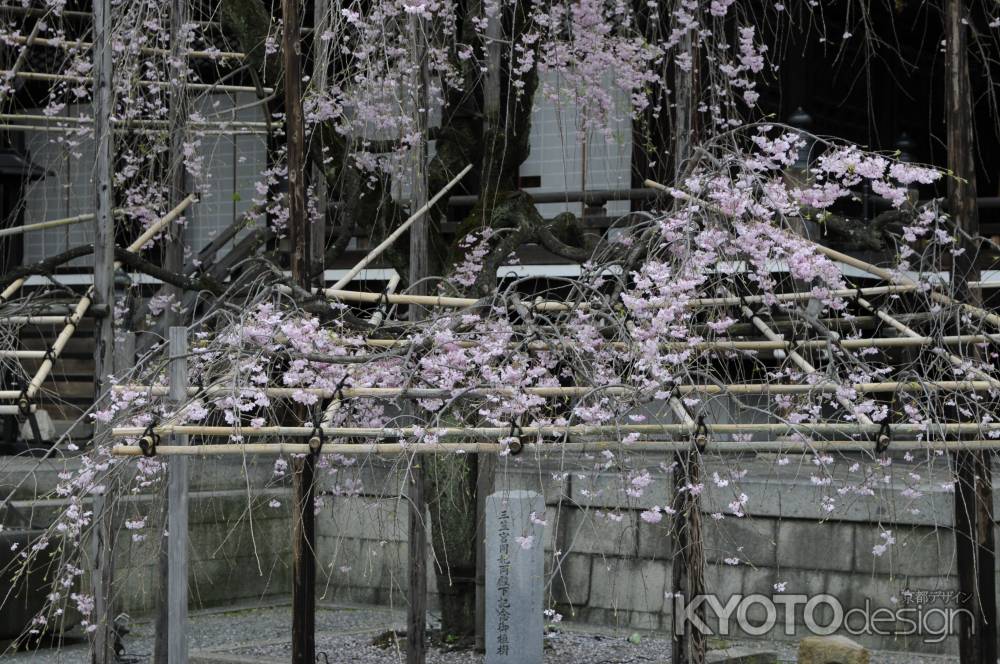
[0, 450, 981, 654]
[0, 455, 294, 617]
[314, 455, 978, 655]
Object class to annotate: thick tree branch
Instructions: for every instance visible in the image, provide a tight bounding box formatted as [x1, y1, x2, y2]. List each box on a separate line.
[1, 244, 94, 285]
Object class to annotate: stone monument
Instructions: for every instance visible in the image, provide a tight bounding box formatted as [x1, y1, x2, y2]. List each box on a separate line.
[485, 489, 545, 664]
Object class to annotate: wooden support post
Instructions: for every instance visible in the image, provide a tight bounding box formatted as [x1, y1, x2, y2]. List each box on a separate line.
[163, 0, 188, 329]
[669, 7, 706, 663]
[406, 9, 430, 664]
[283, 1, 316, 662]
[311, 0, 330, 284]
[166, 328, 189, 664]
[945, 3, 997, 662]
[90, 0, 114, 661]
[475, 3, 502, 649]
[670, 450, 706, 664]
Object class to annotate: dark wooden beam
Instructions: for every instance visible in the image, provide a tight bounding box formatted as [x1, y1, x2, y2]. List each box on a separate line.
[945, 2, 997, 663]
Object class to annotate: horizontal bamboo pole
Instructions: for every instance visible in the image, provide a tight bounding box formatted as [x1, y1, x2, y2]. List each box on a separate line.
[9, 34, 246, 60]
[2, 70, 274, 95]
[111, 421, 1000, 440]
[108, 378, 998, 403]
[0, 212, 92, 237]
[0, 123, 267, 136]
[0, 113, 270, 129]
[323, 282, 928, 313]
[0, 316, 73, 325]
[0, 350, 47, 359]
[0, 404, 34, 414]
[109, 438, 1000, 457]
[328, 164, 474, 290]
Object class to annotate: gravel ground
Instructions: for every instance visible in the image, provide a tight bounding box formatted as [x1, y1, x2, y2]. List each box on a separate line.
[1, 602, 962, 664]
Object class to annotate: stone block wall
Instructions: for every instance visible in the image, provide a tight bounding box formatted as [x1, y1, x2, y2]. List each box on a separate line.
[313, 456, 980, 655]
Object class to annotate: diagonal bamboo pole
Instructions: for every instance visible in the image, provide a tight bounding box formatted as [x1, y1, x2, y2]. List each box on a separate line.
[327, 164, 473, 291]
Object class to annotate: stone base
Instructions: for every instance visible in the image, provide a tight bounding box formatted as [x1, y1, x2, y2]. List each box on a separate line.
[798, 635, 869, 664]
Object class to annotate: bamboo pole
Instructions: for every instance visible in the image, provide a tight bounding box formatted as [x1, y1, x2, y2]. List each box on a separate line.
[1, 70, 274, 95]
[0, 212, 92, 237]
[102, 378, 999, 404]
[8, 33, 246, 60]
[108, 438, 1000, 457]
[111, 421, 1000, 439]
[242, 330, 998, 360]
[0, 350, 49, 358]
[0, 123, 267, 136]
[322, 282, 921, 313]
[326, 164, 473, 291]
[0, 113, 269, 128]
[0, 316, 72, 325]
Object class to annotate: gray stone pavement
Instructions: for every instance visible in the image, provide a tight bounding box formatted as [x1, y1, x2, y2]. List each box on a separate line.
[1, 601, 962, 664]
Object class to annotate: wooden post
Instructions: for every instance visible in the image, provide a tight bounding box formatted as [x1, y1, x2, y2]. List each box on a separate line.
[282, 1, 316, 662]
[90, 0, 114, 661]
[163, 0, 188, 329]
[670, 449, 706, 664]
[475, 5, 502, 649]
[166, 328, 189, 664]
[670, 9, 706, 663]
[945, 2, 997, 662]
[406, 9, 430, 664]
[311, 0, 330, 284]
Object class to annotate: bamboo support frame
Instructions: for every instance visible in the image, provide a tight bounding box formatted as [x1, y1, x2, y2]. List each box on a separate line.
[738, 299, 876, 427]
[0, 195, 197, 406]
[109, 437, 1000, 457]
[642, 178, 1000, 329]
[327, 164, 473, 291]
[855, 294, 1000, 390]
[1, 70, 274, 95]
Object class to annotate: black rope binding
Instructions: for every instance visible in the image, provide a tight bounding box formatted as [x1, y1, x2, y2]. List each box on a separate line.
[309, 423, 326, 456]
[876, 420, 892, 455]
[16, 388, 32, 417]
[693, 415, 709, 453]
[138, 423, 160, 458]
[373, 283, 392, 326]
[332, 374, 349, 404]
[507, 420, 524, 456]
